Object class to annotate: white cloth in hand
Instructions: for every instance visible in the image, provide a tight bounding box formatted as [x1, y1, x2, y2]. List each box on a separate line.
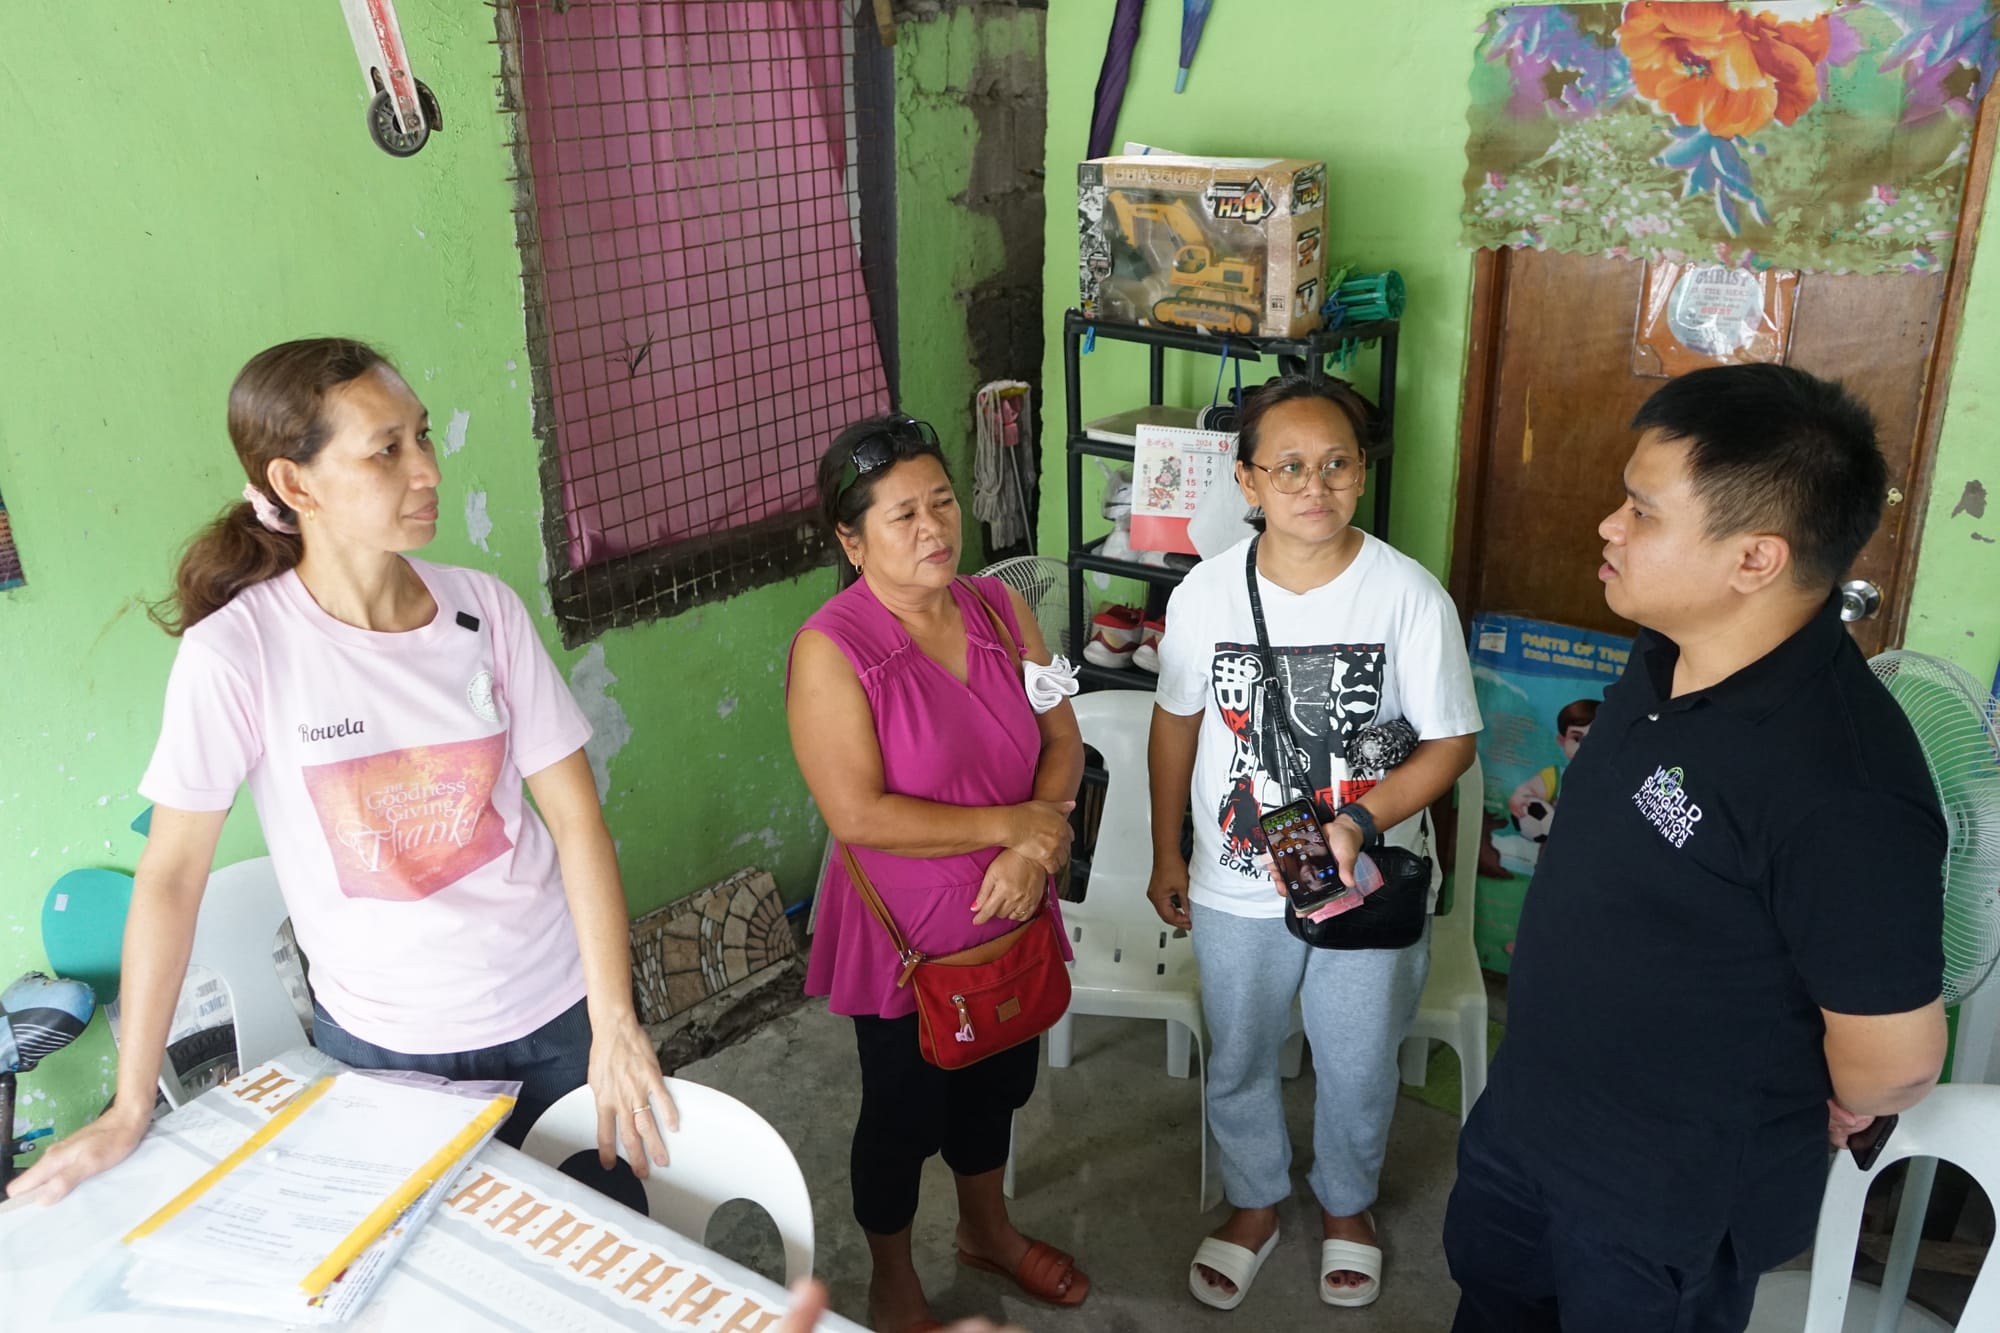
[1023, 655, 1081, 714]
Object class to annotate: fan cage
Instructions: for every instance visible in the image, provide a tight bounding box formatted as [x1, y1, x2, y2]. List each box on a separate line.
[1870, 651, 2000, 1006]
[978, 555, 1072, 657]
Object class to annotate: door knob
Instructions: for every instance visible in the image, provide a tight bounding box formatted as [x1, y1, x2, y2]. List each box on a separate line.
[1839, 579, 1883, 623]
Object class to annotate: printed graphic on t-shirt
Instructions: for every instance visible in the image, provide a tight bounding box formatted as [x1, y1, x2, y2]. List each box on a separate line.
[466, 670, 498, 723]
[1210, 641, 1386, 877]
[301, 734, 514, 901]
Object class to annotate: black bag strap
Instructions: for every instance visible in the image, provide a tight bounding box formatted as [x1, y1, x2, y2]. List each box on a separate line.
[1244, 536, 1436, 859]
[1245, 536, 1311, 805]
[956, 576, 1025, 666]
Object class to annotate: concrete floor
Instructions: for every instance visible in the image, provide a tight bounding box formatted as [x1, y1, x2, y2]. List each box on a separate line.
[683, 1001, 1466, 1331]
[675, 976, 1985, 1331]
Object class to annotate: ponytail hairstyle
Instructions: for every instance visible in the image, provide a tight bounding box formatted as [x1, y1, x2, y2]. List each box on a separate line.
[151, 338, 391, 635]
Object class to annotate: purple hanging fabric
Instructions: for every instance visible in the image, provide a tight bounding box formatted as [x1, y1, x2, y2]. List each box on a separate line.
[1088, 0, 1146, 159]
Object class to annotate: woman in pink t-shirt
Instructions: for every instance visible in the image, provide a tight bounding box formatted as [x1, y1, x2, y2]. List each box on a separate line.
[787, 416, 1089, 1331]
[10, 338, 675, 1207]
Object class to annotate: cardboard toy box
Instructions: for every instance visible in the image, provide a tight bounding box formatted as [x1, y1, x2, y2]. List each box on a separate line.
[1078, 155, 1328, 339]
[1466, 613, 1634, 973]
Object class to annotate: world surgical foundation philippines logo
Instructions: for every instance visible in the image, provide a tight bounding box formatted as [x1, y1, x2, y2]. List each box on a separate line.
[1634, 764, 1704, 848]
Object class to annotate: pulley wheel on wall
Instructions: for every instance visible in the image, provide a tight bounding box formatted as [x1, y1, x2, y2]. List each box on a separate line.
[367, 81, 434, 157]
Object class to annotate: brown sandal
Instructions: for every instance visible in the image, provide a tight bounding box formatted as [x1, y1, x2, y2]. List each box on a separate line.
[956, 1239, 1090, 1307]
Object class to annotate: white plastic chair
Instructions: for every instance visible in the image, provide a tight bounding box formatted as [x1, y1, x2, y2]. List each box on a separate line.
[520, 1080, 816, 1286]
[1747, 1083, 2000, 1332]
[1027, 689, 1219, 1209]
[160, 856, 305, 1108]
[1396, 757, 1490, 1123]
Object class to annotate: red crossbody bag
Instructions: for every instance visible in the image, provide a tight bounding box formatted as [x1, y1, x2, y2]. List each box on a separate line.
[842, 581, 1072, 1069]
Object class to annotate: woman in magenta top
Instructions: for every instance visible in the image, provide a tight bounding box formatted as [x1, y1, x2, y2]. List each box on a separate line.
[787, 415, 1088, 1332]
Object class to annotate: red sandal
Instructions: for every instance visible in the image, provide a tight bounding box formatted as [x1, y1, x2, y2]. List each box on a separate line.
[956, 1239, 1090, 1307]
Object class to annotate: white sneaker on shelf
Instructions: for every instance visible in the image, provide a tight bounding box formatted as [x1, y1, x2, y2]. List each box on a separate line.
[1130, 616, 1166, 673]
[1083, 605, 1143, 669]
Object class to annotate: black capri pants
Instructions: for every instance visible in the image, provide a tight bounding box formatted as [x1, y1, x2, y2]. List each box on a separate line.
[849, 1012, 1039, 1234]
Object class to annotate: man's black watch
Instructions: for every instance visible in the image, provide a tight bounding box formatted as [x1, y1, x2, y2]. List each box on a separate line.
[1334, 802, 1382, 848]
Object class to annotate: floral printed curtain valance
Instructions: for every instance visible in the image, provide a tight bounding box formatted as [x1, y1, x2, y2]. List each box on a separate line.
[1462, 1, 1998, 273]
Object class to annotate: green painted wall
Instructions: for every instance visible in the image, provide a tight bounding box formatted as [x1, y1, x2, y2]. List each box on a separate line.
[1040, 2, 1479, 576]
[1039, 0, 2000, 689]
[0, 3, 840, 1142]
[1906, 213, 2000, 686]
[7, 0, 1993, 1154]
[895, 3, 1047, 557]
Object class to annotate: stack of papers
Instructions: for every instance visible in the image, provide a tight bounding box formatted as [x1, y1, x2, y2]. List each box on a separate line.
[121, 1071, 513, 1322]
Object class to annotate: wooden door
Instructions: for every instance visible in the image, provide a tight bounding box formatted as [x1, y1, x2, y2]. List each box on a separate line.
[1450, 247, 1946, 656]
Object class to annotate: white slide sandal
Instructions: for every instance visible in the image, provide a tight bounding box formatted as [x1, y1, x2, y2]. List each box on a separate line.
[1188, 1228, 1281, 1311]
[1318, 1234, 1384, 1308]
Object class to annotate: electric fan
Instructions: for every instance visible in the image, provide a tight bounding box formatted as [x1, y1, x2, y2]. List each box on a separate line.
[1751, 649, 2000, 1333]
[1870, 651, 2000, 1011]
[976, 554, 1073, 657]
[1, 971, 97, 1193]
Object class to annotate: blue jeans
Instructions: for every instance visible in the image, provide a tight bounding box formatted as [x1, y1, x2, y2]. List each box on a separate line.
[309, 997, 593, 1150]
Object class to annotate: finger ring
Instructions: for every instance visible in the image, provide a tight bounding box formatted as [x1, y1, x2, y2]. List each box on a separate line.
[632, 1105, 649, 1116]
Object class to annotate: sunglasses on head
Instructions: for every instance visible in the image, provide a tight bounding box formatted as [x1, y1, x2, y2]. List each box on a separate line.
[844, 414, 940, 485]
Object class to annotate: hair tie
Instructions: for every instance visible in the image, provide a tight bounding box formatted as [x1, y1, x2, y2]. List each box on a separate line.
[241, 482, 298, 535]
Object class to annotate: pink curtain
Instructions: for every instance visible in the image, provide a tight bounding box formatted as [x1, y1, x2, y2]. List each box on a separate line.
[517, 1, 891, 568]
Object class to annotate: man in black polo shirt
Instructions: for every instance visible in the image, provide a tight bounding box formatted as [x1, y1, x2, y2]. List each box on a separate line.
[1443, 364, 1948, 1332]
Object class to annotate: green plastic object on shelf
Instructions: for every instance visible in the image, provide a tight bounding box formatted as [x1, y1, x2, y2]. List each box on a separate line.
[1322, 268, 1406, 327]
[1315, 268, 1406, 372]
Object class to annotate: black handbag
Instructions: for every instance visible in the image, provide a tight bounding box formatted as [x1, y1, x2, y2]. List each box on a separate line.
[1281, 840, 1431, 950]
[1245, 537, 1432, 952]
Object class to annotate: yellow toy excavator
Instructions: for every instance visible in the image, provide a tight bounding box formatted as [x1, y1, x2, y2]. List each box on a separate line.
[1105, 193, 1263, 335]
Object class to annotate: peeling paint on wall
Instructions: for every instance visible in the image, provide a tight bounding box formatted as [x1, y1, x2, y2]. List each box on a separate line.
[1950, 480, 1987, 520]
[569, 643, 633, 802]
[464, 489, 493, 552]
[730, 826, 783, 853]
[897, 3, 1048, 561]
[717, 695, 739, 719]
[443, 408, 471, 456]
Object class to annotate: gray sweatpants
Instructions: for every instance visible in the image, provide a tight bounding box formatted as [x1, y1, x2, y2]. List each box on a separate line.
[1190, 901, 1430, 1217]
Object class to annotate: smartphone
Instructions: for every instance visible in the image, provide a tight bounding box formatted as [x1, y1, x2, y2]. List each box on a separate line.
[1259, 798, 1353, 915]
[1848, 1113, 1898, 1171]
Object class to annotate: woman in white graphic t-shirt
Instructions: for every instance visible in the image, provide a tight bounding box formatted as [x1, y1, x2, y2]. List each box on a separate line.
[10, 339, 676, 1207]
[1149, 374, 1482, 1311]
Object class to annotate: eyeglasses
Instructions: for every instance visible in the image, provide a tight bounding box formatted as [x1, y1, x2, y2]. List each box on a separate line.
[844, 414, 939, 486]
[1243, 454, 1364, 495]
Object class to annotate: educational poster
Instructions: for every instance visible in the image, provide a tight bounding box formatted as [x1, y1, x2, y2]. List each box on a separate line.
[1130, 422, 1236, 554]
[0, 487, 22, 591]
[1468, 613, 1634, 973]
